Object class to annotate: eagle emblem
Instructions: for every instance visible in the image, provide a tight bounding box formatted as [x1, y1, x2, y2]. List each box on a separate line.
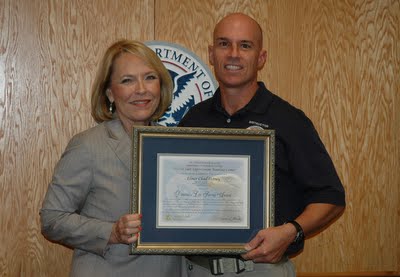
[158, 71, 197, 126]
[145, 41, 217, 126]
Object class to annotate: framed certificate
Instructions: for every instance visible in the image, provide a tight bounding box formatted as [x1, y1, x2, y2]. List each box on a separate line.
[130, 126, 275, 255]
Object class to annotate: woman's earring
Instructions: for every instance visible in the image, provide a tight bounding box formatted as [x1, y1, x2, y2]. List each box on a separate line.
[109, 102, 113, 114]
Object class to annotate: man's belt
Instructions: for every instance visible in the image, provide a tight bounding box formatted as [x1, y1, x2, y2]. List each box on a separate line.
[187, 256, 254, 275]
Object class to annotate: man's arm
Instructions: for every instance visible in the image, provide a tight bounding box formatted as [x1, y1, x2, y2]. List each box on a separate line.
[241, 203, 345, 263]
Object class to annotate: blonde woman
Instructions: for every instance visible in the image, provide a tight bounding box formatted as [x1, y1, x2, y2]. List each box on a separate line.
[41, 39, 184, 276]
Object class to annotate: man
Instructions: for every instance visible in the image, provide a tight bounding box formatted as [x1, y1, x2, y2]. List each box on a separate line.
[179, 13, 345, 276]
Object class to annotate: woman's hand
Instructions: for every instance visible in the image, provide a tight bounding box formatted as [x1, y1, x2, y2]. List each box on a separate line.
[108, 213, 142, 245]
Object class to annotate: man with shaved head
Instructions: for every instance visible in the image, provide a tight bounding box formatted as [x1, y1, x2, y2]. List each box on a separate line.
[179, 13, 345, 276]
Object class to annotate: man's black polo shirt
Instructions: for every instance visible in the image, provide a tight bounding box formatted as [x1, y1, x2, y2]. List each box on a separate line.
[178, 82, 345, 255]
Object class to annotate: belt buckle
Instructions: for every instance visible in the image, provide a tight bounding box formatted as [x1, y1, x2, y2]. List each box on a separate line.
[209, 257, 224, 275]
[234, 258, 246, 274]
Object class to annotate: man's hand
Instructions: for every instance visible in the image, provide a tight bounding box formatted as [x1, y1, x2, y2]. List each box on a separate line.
[241, 203, 345, 263]
[108, 213, 142, 245]
[241, 224, 297, 263]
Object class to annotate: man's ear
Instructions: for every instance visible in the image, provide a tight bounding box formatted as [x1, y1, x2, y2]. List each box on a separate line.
[208, 45, 215, 66]
[257, 49, 267, 70]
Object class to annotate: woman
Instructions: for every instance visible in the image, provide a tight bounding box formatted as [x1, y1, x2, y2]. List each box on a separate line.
[40, 39, 183, 276]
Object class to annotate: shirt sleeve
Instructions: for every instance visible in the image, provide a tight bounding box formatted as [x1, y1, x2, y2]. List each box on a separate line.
[288, 114, 346, 206]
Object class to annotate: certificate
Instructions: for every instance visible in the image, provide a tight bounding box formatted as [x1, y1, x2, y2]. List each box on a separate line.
[130, 126, 275, 255]
[157, 154, 249, 229]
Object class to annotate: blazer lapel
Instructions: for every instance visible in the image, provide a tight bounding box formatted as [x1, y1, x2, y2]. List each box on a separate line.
[104, 119, 131, 170]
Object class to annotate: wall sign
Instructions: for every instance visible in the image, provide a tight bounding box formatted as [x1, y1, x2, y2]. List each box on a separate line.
[146, 41, 217, 126]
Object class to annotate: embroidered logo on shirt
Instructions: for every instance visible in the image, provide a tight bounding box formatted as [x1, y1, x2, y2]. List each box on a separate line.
[248, 120, 269, 129]
[146, 41, 217, 126]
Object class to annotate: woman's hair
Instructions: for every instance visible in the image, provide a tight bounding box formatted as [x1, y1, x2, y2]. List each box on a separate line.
[91, 39, 173, 123]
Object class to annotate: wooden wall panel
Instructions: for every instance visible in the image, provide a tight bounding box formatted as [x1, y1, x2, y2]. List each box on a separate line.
[0, 0, 399, 275]
[290, 0, 399, 273]
[0, 0, 154, 276]
[154, 0, 214, 67]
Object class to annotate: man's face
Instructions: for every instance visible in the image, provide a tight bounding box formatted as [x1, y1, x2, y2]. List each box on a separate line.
[209, 14, 266, 90]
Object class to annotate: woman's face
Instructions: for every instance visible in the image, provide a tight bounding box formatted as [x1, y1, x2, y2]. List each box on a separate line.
[107, 52, 161, 131]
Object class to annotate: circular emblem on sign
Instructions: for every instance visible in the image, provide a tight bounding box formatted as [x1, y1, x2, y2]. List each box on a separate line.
[146, 41, 217, 126]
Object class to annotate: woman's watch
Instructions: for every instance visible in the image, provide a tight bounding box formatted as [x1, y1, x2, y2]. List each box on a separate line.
[286, 220, 305, 244]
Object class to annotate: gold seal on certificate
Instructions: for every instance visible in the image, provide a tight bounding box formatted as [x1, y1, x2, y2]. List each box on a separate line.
[130, 126, 275, 255]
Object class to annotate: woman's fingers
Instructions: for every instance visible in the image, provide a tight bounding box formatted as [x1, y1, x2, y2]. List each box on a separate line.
[109, 214, 142, 244]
